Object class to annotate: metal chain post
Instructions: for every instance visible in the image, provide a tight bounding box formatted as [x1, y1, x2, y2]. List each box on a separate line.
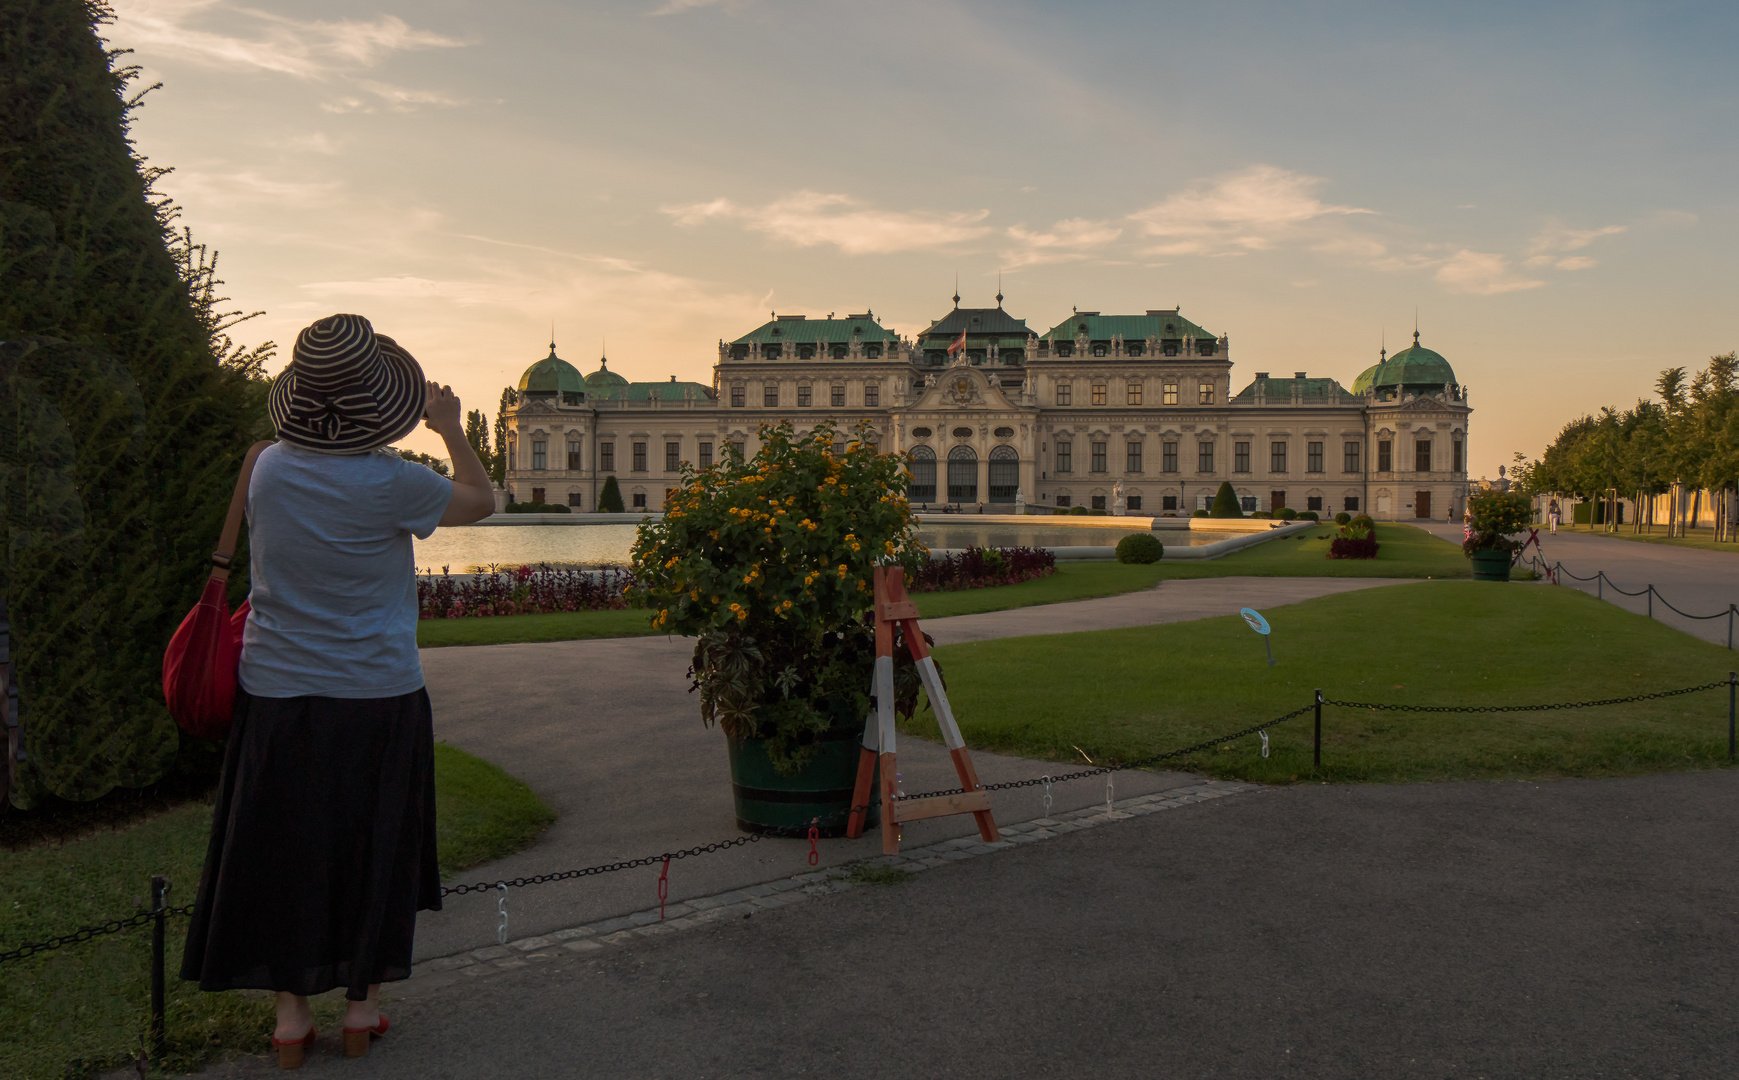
[1730, 671, 1736, 763]
[149, 876, 168, 1062]
[1313, 689, 1324, 769]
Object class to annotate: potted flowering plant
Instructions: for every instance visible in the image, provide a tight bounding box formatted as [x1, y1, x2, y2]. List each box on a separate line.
[630, 421, 932, 834]
[1463, 489, 1532, 581]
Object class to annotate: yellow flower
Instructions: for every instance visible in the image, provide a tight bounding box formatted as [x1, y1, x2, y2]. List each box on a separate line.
[736, 610, 747, 621]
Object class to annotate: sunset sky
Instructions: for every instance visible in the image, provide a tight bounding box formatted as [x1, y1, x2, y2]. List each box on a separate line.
[107, 0, 1737, 475]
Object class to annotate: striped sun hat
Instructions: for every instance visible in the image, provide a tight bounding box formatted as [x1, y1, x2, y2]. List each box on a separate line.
[269, 314, 426, 454]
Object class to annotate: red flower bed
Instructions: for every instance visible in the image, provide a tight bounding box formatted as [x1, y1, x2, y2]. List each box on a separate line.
[908, 546, 1056, 592]
[417, 564, 637, 619]
[1328, 537, 1380, 559]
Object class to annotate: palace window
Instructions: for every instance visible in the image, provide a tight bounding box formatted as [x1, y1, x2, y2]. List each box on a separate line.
[1198, 441, 1214, 473]
[632, 492, 646, 508]
[947, 445, 978, 501]
[1056, 495, 1072, 507]
[909, 445, 937, 501]
[1242, 496, 1258, 512]
[1127, 343, 1144, 357]
[1163, 342, 1180, 357]
[1271, 441, 1288, 474]
[1377, 440, 1392, 472]
[567, 440, 581, 471]
[1415, 439, 1433, 472]
[1453, 439, 1464, 473]
[1091, 441, 1107, 473]
[1055, 382, 1072, 406]
[865, 344, 881, 359]
[1346, 496, 1361, 512]
[763, 385, 779, 407]
[1128, 496, 1142, 511]
[665, 442, 681, 472]
[798, 345, 815, 360]
[1127, 382, 1142, 406]
[1344, 441, 1361, 473]
[1092, 344, 1108, 357]
[1056, 343, 1073, 357]
[1163, 495, 1178, 511]
[1307, 496, 1323, 512]
[1126, 442, 1142, 473]
[1198, 340, 1217, 357]
[832, 442, 845, 456]
[730, 385, 745, 408]
[699, 442, 713, 469]
[1162, 441, 1178, 473]
[1056, 441, 1073, 473]
[1307, 441, 1324, 473]
[797, 385, 812, 408]
[988, 446, 1018, 501]
[1092, 384, 1107, 406]
[1163, 381, 1178, 406]
[567, 492, 582, 507]
[600, 442, 615, 472]
[1198, 381, 1215, 405]
[1234, 441, 1250, 473]
[864, 384, 879, 407]
[506, 438, 516, 470]
[632, 442, 647, 472]
[729, 440, 745, 458]
[831, 385, 845, 407]
[531, 440, 547, 471]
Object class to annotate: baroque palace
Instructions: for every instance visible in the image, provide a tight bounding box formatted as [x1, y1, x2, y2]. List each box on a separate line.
[502, 296, 1471, 520]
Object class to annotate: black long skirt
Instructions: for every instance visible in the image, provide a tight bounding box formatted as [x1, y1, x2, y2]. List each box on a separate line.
[180, 688, 442, 1000]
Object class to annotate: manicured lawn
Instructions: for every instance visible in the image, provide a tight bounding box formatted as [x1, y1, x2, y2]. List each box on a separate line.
[912, 562, 1169, 617]
[913, 582, 1736, 786]
[0, 744, 553, 1079]
[1551, 522, 1739, 554]
[418, 607, 658, 648]
[1144, 521, 1474, 581]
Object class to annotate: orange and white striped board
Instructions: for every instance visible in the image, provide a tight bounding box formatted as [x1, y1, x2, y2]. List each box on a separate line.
[846, 566, 999, 854]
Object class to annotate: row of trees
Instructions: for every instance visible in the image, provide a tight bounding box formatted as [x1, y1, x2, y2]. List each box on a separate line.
[1512, 352, 1739, 502]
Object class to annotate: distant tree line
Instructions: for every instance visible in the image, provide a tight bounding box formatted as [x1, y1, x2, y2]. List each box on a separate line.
[1512, 352, 1739, 504]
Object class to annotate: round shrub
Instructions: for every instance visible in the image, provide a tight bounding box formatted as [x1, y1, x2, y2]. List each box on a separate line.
[1276, 507, 1298, 520]
[1052, 507, 1070, 515]
[1069, 504, 1089, 515]
[1334, 512, 1351, 525]
[506, 501, 571, 514]
[1298, 510, 1319, 521]
[1250, 510, 1272, 519]
[1192, 508, 1209, 518]
[1351, 513, 1375, 530]
[1115, 533, 1164, 564]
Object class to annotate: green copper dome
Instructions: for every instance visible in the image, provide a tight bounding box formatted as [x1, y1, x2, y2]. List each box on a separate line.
[1350, 362, 1383, 396]
[1371, 332, 1457, 396]
[518, 345, 586, 398]
[583, 356, 630, 399]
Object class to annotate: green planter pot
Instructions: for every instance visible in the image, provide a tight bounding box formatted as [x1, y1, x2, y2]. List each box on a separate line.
[727, 732, 879, 837]
[1469, 549, 1512, 581]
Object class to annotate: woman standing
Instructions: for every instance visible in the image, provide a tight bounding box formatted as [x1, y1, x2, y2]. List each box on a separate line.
[180, 314, 497, 1068]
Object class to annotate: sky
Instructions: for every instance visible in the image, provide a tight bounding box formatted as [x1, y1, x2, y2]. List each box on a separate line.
[105, 0, 1739, 475]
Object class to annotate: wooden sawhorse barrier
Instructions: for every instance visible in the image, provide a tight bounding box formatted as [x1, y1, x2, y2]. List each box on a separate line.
[845, 566, 999, 854]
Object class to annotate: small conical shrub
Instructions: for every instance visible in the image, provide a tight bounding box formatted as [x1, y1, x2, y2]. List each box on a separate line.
[598, 474, 625, 513]
[1209, 480, 1243, 518]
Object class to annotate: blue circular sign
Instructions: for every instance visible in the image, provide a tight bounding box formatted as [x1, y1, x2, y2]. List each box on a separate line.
[1239, 607, 1271, 635]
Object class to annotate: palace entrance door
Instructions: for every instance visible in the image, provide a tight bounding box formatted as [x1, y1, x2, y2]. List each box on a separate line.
[1415, 490, 1432, 519]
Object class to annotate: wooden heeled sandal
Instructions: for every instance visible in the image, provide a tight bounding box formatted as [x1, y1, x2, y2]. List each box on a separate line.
[270, 1028, 316, 1070]
[343, 1014, 389, 1058]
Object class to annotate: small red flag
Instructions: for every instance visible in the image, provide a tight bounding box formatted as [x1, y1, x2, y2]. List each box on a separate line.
[946, 328, 967, 355]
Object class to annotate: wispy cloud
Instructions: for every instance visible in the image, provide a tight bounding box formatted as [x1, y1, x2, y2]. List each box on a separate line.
[664, 191, 992, 255]
[320, 80, 468, 113]
[648, 0, 735, 14]
[109, 0, 462, 79]
[1522, 221, 1626, 270]
[1129, 165, 1374, 256]
[1002, 218, 1123, 268]
[1434, 250, 1546, 296]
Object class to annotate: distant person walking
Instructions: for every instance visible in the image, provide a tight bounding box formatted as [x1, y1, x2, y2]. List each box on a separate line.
[180, 314, 496, 1068]
[1549, 498, 1561, 535]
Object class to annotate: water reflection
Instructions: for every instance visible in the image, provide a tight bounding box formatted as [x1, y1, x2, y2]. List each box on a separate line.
[412, 521, 1245, 571]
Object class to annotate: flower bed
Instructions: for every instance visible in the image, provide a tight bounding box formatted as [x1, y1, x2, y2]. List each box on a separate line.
[910, 546, 1056, 592]
[417, 564, 637, 619]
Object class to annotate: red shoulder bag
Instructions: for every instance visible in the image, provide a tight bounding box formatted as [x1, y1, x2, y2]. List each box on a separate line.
[162, 441, 273, 739]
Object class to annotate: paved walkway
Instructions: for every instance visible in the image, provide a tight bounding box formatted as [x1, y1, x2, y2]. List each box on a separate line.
[198, 771, 1739, 1078]
[412, 574, 1414, 961]
[1417, 521, 1739, 646]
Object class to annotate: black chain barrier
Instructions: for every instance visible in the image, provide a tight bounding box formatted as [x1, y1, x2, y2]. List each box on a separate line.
[0, 904, 195, 966]
[1522, 554, 1739, 634]
[7, 676, 1733, 972]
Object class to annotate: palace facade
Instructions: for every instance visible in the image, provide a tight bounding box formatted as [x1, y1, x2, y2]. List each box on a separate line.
[502, 299, 1471, 520]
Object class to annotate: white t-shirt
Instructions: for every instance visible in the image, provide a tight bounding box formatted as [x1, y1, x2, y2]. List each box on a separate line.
[238, 442, 452, 699]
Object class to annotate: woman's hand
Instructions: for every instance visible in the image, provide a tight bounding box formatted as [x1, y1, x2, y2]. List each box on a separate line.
[423, 381, 463, 438]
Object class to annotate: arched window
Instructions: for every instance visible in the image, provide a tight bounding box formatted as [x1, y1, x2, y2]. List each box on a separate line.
[908, 445, 937, 502]
[988, 445, 1018, 502]
[947, 445, 978, 502]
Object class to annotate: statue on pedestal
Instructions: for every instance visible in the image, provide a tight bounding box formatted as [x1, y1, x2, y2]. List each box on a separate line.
[1014, 488, 1025, 516]
[1112, 479, 1127, 516]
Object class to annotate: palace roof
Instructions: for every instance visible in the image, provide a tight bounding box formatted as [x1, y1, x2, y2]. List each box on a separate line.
[518, 345, 586, 395]
[1231, 374, 1352, 404]
[731, 313, 897, 346]
[1040, 309, 1217, 344]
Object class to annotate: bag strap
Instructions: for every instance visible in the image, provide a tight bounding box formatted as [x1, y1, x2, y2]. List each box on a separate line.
[210, 441, 275, 583]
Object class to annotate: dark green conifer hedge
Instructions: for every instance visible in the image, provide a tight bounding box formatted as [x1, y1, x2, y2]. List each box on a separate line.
[1209, 480, 1243, 518]
[597, 475, 626, 513]
[1, 0, 264, 805]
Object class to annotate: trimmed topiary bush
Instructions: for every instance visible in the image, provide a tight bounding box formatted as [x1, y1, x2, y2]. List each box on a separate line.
[1209, 480, 1242, 518]
[597, 474, 626, 513]
[1351, 514, 1375, 531]
[1250, 510, 1272, 519]
[1334, 512, 1351, 525]
[1069, 504, 1089, 515]
[1115, 533, 1164, 564]
[1052, 507, 1069, 515]
[1192, 508, 1209, 518]
[1276, 506, 1298, 520]
[505, 501, 571, 514]
[1298, 510, 1319, 521]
